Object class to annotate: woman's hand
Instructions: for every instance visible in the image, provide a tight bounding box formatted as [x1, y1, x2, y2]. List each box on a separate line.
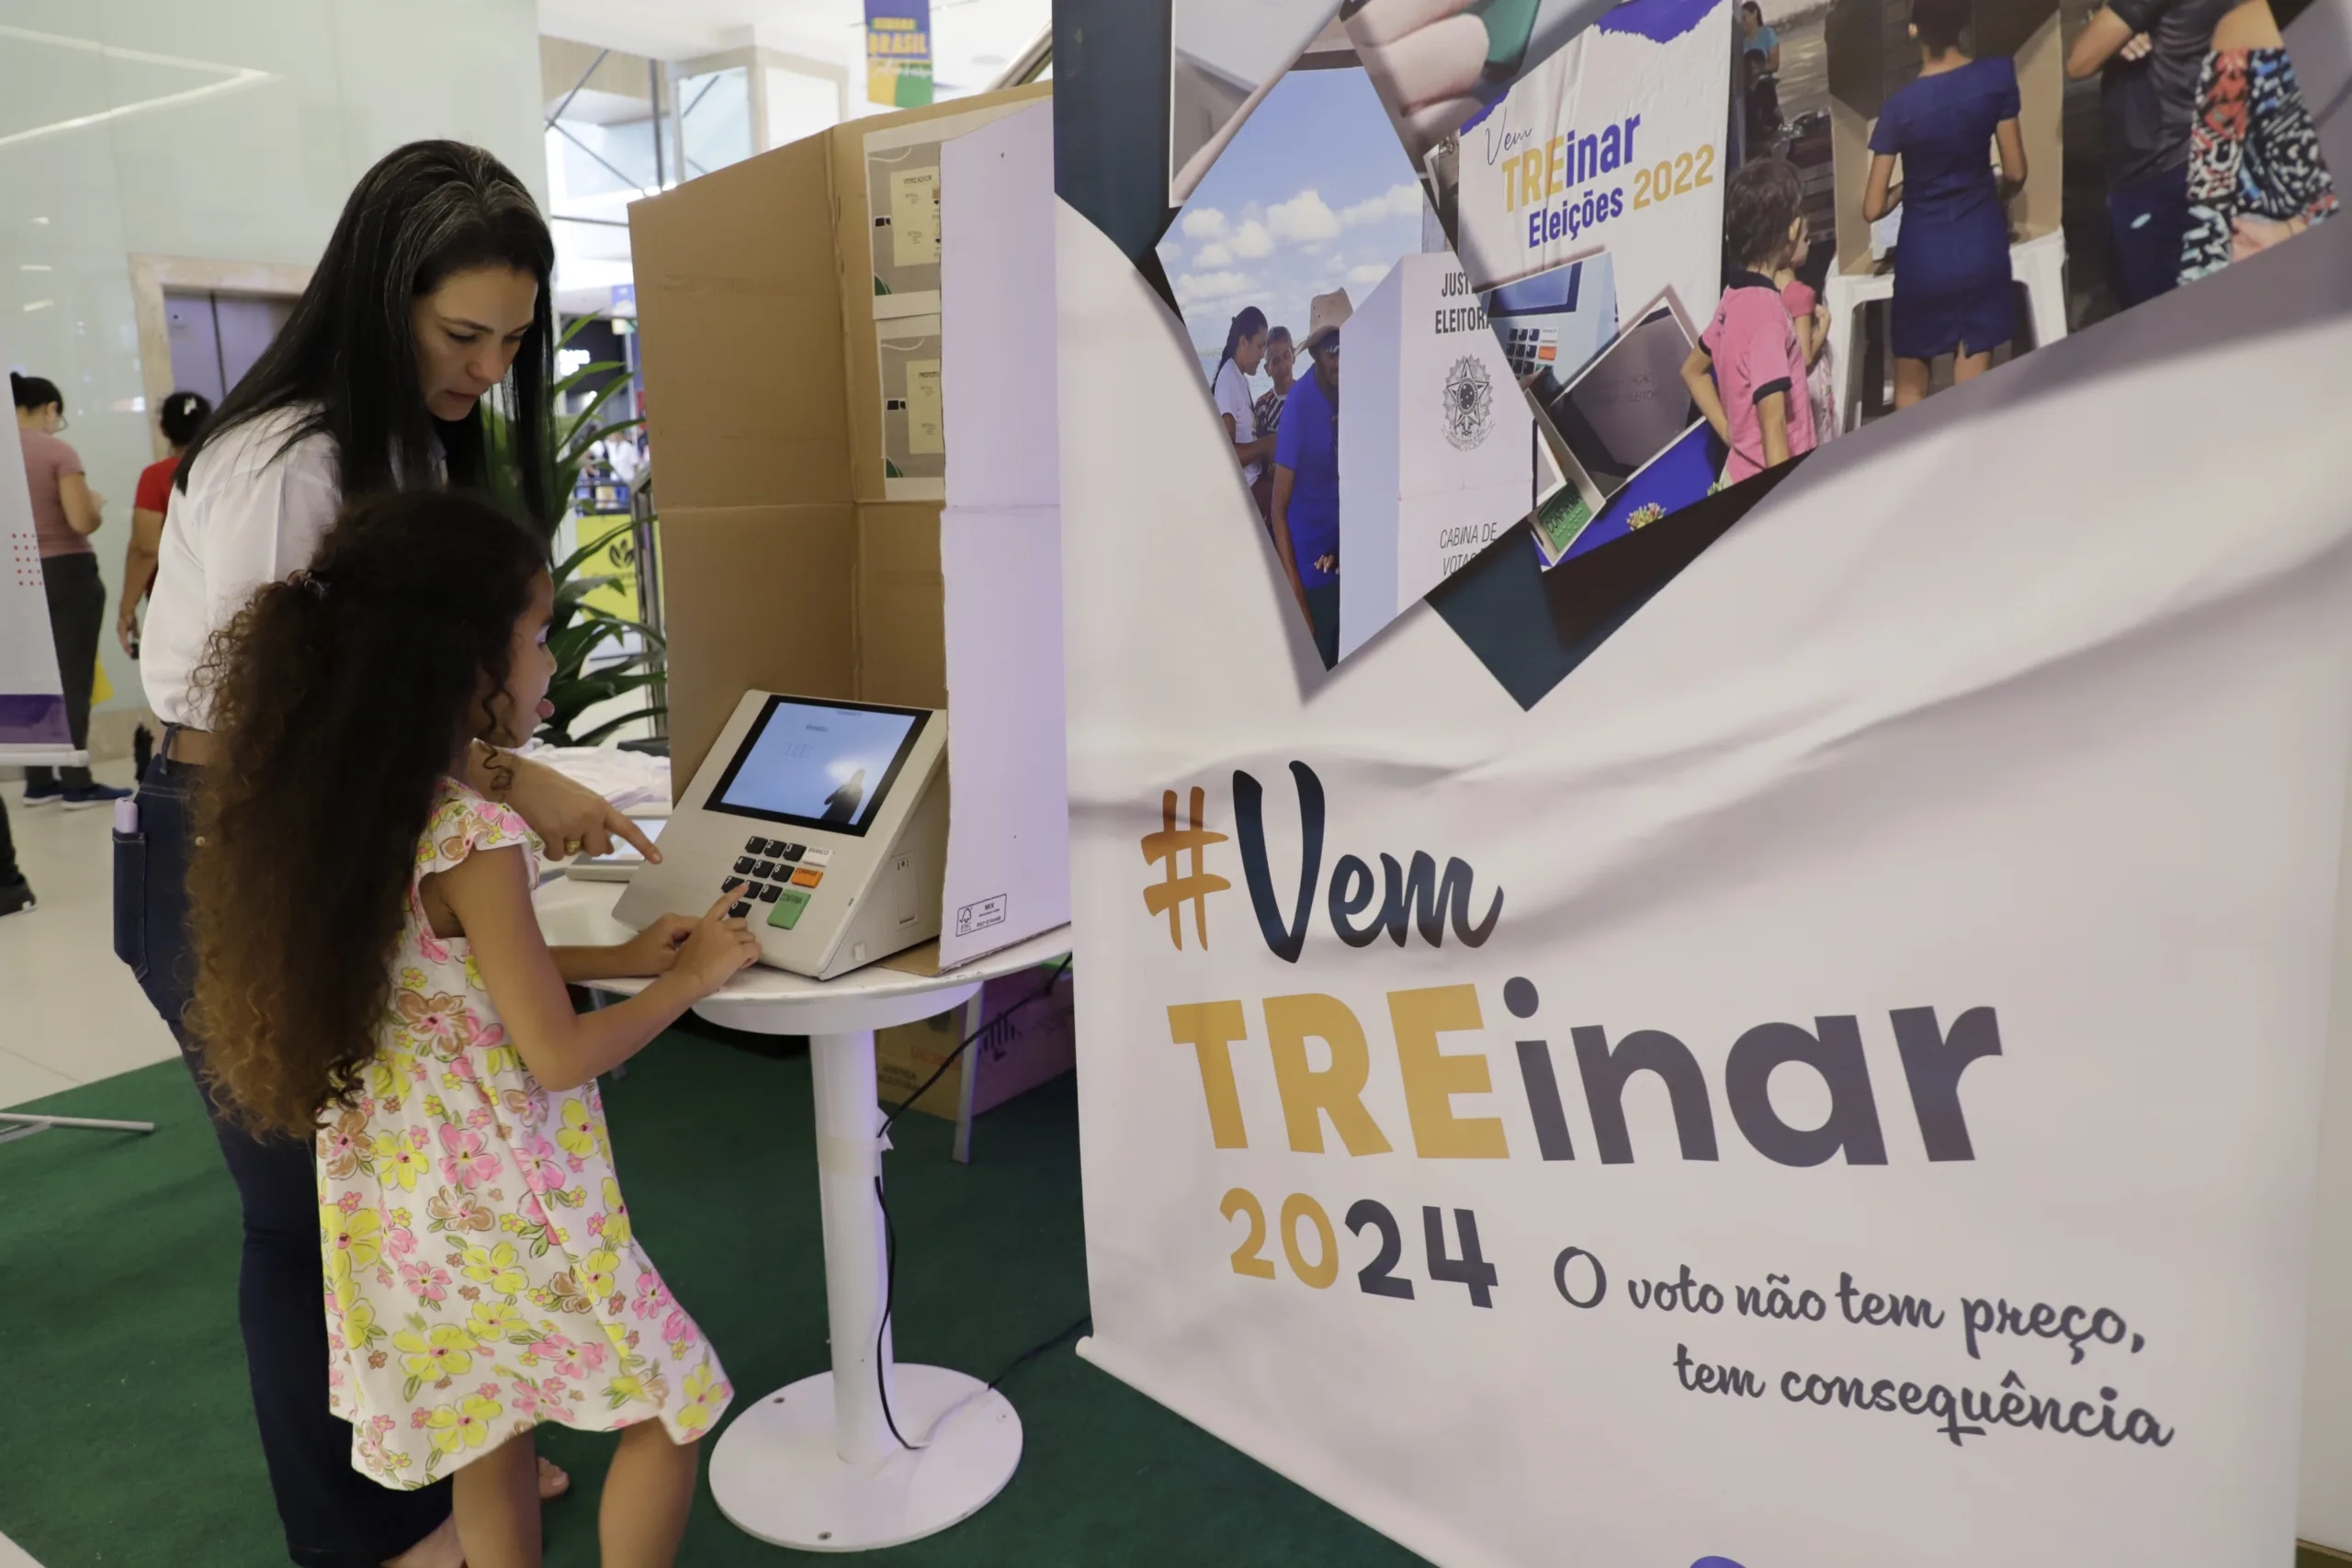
[669, 885, 762, 998]
[117, 600, 140, 657]
[480, 748, 661, 863]
[2230, 212, 2305, 261]
[612, 914, 698, 978]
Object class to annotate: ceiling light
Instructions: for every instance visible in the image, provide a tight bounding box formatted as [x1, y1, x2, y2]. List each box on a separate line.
[0, 24, 272, 152]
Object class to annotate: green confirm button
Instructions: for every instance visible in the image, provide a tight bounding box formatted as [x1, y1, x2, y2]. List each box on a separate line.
[766, 886, 811, 931]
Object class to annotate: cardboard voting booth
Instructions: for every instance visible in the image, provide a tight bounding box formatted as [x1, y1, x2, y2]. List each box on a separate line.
[629, 81, 1062, 972]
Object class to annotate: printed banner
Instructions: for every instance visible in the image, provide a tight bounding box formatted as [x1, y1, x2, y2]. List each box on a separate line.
[1058, 186, 2352, 1562]
[865, 0, 933, 108]
[0, 333, 70, 759]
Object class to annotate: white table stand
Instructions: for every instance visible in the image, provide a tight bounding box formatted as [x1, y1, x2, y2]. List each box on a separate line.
[537, 877, 1071, 1552]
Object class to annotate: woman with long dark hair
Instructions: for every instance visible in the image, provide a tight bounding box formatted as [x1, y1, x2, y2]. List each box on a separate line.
[126, 141, 641, 1568]
[1210, 305, 1275, 519]
[13, 372, 119, 808]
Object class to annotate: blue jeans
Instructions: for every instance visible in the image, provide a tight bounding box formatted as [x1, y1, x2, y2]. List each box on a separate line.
[1305, 581, 1340, 670]
[118, 749, 450, 1566]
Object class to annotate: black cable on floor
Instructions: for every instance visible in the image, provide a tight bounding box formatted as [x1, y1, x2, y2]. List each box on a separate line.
[985, 1312, 1091, 1394]
[872, 957, 1076, 1450]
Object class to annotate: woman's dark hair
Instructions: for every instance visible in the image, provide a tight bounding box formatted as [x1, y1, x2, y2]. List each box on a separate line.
[175, 141, 557, 528]
[1211, 305, 1270, 387]
[189, 489, 548, 1137]
[10, 373, 61, 412]
[1912, 0, 1972, 54]
[159, 389, 212, 447]
[1742, 2, 1764, 21]
[1725, 154, 1805, 269]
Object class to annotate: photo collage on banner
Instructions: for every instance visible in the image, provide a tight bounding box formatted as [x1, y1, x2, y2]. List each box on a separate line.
[1159, 0, 2339, 671]
[1375, 0, 2340, 567]
[1159, 8, 1552, 669]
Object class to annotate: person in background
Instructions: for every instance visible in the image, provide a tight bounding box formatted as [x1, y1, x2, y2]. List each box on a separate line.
[2066, 0, 2234, 306]
[13, 373, 125, 809]
[1743, 1, 1782, 70]
[1684, 157, 1820, 484]
[118, 389, 213, 657]
[1271, 289, 1350, 671]
[1209, 306, 1275, 521]
[0, 795, 28, 916]
[1775, 265, 1838, 446]
[1744, 1, 1785, 142]
[131, 140, 624, 1568]
[1253, 326, 1296, 450]
[2177, 0, 2337, 280]
[1861, 0, 2028, 409]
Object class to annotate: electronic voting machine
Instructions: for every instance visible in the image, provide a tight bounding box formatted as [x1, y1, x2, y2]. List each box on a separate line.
[615, 691, 948, 979]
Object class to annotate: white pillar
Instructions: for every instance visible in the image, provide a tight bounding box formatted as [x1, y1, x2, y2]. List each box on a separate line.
[807, 1028, 899, 1465]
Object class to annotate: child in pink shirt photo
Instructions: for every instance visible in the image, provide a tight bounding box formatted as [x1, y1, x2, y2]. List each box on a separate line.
[1681, 157, 1820, 486]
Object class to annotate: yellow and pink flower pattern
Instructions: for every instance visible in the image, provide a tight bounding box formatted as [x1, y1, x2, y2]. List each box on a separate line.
[320, 782, 730, 1488]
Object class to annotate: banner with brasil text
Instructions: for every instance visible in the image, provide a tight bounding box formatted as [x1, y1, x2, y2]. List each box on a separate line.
[866, 0, 933, 108]
[1054, 3, 2352, 1557]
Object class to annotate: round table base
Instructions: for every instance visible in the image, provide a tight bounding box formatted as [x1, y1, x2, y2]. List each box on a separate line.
[708, 1366, 1023, 1552]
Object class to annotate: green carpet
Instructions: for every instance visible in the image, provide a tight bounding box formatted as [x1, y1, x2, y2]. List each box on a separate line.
[4, 1042, 2335, 1567]
[0, 1033, 1426, 1567]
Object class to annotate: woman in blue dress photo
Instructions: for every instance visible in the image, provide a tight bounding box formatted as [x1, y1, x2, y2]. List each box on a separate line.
[1860, 0, 2030, 410]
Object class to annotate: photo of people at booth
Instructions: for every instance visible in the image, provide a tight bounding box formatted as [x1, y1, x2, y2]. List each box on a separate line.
[1152, 0, 2335, 654]
[1816, 0, 2335, 427]
[1158, 40, 1444, 669]
[1330, 0, 2335, 573]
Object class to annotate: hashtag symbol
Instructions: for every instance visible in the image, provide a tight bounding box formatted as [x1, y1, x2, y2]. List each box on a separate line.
[1140, 786, 1230, 950]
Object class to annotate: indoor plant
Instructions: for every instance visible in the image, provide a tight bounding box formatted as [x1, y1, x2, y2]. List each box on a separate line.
[484, 317, 666, 746]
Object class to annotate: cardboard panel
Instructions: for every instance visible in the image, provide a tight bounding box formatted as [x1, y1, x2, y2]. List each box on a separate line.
[937, 505, 1069, 966]
[629, 137, 854, 510]
[831, 85, 1055, 502]
[658, 503, 857, 785]
[941, 102, 1058, 512]
[854, 502, 947, 708]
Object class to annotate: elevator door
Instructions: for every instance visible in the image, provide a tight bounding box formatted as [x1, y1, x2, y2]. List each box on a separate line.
[163, 290, 294, 403]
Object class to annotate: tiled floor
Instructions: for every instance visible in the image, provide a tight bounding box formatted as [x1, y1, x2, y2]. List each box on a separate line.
[0, 765, 181, 1109]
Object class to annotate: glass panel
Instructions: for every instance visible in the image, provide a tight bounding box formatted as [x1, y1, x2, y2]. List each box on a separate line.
[674, 65, 752, 179]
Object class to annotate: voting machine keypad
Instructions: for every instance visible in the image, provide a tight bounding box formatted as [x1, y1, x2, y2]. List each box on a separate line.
[725, 833, 830, 932]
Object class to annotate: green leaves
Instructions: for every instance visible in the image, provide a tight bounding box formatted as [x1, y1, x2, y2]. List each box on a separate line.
[483, 315, 671, 748]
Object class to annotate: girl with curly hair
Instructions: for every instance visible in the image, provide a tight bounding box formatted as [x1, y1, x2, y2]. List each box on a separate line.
[190, 490, 759, 1567]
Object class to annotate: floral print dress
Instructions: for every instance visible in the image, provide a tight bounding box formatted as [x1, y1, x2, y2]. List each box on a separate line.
[318, 781, 730, 1489]
[2181, 47, 2338, 284]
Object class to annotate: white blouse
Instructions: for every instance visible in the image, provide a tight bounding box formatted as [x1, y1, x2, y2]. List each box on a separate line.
[141, 406, 340, 730]
[1213, 359, 1261, 486]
